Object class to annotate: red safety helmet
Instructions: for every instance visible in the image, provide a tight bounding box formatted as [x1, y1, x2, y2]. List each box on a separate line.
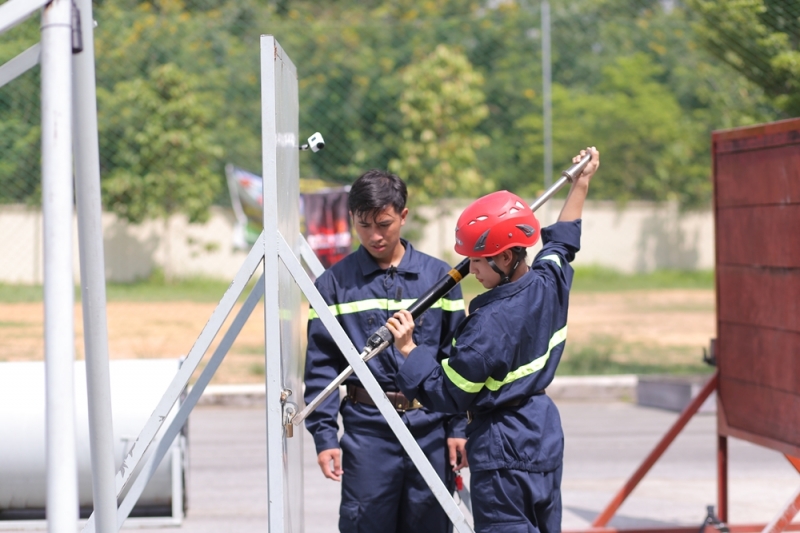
[454, 191, 540, 257]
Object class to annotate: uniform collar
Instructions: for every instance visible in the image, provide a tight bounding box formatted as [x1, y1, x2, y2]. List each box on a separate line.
[468, 267, 535, 313]
[356, 238, 421, 276]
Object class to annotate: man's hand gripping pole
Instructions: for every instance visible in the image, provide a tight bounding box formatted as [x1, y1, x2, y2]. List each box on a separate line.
[291, 151, 592, 426]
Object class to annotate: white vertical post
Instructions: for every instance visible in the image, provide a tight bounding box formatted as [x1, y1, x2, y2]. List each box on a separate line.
[41, 0, 78, 531]
[261, 35, 285, 533]
[541, 0, 553, 222]
[71, 0, 118, 529]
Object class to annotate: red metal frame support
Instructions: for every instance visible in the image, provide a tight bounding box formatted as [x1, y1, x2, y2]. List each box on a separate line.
[786, 455, 800, 474]
[591, 372, 719, 527]
[761, 488, 800, 533]
[759, 456, 800, 533]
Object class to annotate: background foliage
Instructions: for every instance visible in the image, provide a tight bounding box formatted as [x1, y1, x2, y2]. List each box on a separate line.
[1, 0, 793, 220]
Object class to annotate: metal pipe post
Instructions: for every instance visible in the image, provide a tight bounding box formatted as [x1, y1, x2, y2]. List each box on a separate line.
[260, 35, 286, 533]
[72, 0, 118, 529]
[718, 434, 728, 523]
[541, 0, 553, 221]
[41, 0, 78, 530]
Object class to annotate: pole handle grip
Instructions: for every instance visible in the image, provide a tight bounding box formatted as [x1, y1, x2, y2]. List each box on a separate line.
[561, 150, 592, 182]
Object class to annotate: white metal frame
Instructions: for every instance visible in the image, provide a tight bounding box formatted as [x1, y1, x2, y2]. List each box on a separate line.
[2, 8, 468, 527]
[0, 0, 119, 530]
[259, 35, 473, 533]
[1, 0, 178, 530]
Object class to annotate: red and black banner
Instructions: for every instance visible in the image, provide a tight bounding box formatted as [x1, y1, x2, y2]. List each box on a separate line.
[301, 189, 351, 268]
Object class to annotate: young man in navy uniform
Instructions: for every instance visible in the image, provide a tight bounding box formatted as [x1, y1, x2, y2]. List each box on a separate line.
[388, 148, 600, 533]
[303, 169, 467, 533]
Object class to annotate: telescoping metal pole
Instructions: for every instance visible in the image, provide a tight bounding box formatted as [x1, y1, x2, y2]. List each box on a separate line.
[292, 151, 592, 426]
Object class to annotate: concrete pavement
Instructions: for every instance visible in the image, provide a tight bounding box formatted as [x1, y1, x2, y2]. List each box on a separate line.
[142, 400, 799, 532]
[3, 400, 798, 532]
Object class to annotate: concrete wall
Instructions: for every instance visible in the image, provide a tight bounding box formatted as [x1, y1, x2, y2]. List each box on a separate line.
[0, 200, 714, 284]
[409, 199, 715, 273]
[0, 205, 249, 284]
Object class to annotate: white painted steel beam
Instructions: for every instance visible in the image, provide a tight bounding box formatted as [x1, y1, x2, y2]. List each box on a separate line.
[299, 233, 325, 279]
[40, 0, 77, 531]
[0, 43, 40, 88]
[71, 0, 118, 526]
[0, 0, 50, 33]
[259, 35, 290, 533]
[106, 238, 264, 498]
[277, 234, 474, 533]
[105, 275, 266, 531]
[82, 239, 264, 531]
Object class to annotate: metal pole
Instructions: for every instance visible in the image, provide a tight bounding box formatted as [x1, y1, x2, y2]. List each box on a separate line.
[718, 434, 728, 523]
[72, 0, 118, 529]
[541, 0, 553, 222]
[41, 0, 78, 530]
[261, 35, 286, 533]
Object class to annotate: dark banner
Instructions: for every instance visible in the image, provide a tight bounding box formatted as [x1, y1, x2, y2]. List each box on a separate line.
[226, 165, 351, 267]
[301, 189, 351, 268]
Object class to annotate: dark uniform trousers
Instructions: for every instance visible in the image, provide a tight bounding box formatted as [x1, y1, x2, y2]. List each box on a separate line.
[338, 407, 454, 533]
[471, 466, 562, 533]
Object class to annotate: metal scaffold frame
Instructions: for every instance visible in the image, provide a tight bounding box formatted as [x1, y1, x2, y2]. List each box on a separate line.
[57, 30, 469, 533]
[258, 35, 472, 533]
[1, 0, 118, 530]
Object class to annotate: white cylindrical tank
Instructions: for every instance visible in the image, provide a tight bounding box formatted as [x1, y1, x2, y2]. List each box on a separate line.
[0, 359, 186, 516]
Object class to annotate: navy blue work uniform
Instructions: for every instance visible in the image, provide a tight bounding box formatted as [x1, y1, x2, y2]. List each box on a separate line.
[304, 239, 466, 533]
[396, 221, 582, 533]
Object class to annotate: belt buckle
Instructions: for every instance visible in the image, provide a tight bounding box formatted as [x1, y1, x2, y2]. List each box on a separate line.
[396, 401, 407, 413]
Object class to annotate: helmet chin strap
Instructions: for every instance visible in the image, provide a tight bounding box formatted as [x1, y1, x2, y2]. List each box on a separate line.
[487, 248, 523, 286]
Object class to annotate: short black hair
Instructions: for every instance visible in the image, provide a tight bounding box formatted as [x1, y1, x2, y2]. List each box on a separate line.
[348, 169, 408, 220]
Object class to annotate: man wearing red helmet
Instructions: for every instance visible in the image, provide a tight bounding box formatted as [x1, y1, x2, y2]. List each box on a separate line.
[386, 147, 600, 533]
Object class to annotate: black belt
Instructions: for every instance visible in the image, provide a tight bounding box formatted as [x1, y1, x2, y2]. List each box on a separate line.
[346, 385, 424, 413]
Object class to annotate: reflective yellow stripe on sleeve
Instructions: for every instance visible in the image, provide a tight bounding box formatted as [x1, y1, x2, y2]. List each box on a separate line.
[442, 359, 485, 394]
[539, 254, 562, 268]
[308, 297, 465, 319]
[441, 325, 568, 394]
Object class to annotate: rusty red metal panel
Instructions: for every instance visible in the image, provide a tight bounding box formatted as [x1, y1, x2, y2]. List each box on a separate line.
[713, 118, 800, 457]
[714, 145, 800, 208]
[718, 323, 800, 394]
[713, 116, 800, 146]
[719, 377, 800, 449]
[716, 205, 800, 267]
[717, 265, 800, 333]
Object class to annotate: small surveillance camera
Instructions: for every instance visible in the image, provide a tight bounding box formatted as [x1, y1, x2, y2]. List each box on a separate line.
[300, 132, 325, 152]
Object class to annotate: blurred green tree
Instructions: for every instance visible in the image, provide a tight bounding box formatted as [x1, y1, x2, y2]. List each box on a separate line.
[98, 63, 222, 224]
[388, 45, 491, 204]
[97, 63, 223, 278]
[686, 0, 800, 116]
[0, 19, 42, 203]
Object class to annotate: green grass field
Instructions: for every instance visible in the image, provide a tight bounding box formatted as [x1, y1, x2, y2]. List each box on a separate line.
[459, 266, 713, 301]
[0, 266, 714, 303]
